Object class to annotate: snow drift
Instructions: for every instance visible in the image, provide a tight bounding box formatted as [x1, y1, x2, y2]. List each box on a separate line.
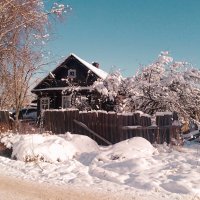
[0, 132, 200, 199]
[11, 133, 99, 163]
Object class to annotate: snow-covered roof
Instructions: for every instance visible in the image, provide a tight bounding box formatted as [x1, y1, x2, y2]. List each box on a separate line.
[71, 53, 108, 80]
[32, 53, 108, 92]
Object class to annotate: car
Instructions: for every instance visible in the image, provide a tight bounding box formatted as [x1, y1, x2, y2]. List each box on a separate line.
[11, 107, 37, 121]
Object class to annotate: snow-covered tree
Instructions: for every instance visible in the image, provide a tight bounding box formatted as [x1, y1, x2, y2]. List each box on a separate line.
[128, 52, 200, 121]
[93, 52, 200, 122]
[93, 71, 124, 111]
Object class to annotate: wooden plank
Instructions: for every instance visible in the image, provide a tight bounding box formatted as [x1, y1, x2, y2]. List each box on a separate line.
[44, 111, 50, 132]
[92, 111, 97, 135]
[88, 111, 97, 141]
[108, 112, 116, 144]
[52, 110, 57, 134]
[78, 111, 88, 136]
[64, 110, 69, 133]
[134, 113, 140, 125]
[43, 111, 48, 131]
[68, 110, 73, 133]
[57, 111, 65, 134]
[74, 119, 112, 145]
[117, 113, 123, 142]
[103, 111, 108, 144]
[97, 111, 106, 145]
[54, 111, 59, 134]
[91, 111, 98, 135]
[0, 111, 9, 132]
[72, 109, 79, 134]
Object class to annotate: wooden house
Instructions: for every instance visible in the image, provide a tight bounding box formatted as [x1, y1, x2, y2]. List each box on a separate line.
[31, 53, 112, 113]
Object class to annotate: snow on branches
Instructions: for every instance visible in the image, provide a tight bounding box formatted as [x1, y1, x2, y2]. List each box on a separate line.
[51, 3, 72, 16]
[129, 52, 200, 121]
[93, 71, 123, 102]
[93, 52, 200, 122]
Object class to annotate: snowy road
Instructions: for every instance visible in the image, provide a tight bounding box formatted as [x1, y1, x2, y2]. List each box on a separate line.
[0, 174, 132, 200]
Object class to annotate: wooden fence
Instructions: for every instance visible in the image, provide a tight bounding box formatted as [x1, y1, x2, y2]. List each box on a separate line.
[0, 111, 10, 132]
[43, 110, 181, 145]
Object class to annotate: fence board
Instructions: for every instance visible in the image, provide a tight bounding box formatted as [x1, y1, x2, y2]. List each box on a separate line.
[43, 110, 180, 145]
[108, 112, 116, 144]
[0, 111, 10, 132]
[97, 111, 107, 145]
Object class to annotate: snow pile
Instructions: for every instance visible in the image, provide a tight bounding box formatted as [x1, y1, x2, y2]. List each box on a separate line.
[11, 133, 99, 163]
[0, 132, 23, 149]
[0, 133, 200, 199]
[90, 137, 157, 185]
[8, 134, 154, 164]
[96, 137, 156, 161]
[12, 134, 76, 162]
[59, 132, 99, 154]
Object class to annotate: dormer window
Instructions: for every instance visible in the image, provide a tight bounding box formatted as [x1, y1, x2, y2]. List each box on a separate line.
[68, 69, 76, 78]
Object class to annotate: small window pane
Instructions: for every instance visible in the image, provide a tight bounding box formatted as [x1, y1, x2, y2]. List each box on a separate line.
[62, 95, 72, 109]
[40, 97, 50, 110]
[68, 69, 76, 78]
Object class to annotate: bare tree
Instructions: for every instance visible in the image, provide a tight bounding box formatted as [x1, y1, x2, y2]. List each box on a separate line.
[0, 0, 70, 127]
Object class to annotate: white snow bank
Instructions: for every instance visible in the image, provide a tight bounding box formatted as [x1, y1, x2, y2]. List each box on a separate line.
[96, 137, 156, 162]
[0, 133, 200, 199]
[59, 133, 100, 165]
[59, 132, 99, 154]
[11, 133, 99, 163]
[0, 132, 22, 149]
[12, 134, 76, 162]
[89, 137, 157, 185]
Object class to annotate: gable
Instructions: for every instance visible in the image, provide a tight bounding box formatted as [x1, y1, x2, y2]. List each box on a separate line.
[32, 54, 108, 92]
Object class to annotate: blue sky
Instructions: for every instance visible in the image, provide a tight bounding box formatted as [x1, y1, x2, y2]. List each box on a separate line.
[46, 0, 200, 77]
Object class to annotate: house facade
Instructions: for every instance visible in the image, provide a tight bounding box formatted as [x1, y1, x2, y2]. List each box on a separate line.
[31, 53, 112, 113]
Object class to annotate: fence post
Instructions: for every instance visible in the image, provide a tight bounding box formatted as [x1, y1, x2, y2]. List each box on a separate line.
[0, 111, 10, 133]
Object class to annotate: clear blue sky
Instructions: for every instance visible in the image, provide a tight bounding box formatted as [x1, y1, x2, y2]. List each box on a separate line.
[46, 0, 200, 77]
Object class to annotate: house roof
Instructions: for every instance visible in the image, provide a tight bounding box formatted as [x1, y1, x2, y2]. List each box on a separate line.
[71, 53, 108, 79]
[32, 53, 108, 92]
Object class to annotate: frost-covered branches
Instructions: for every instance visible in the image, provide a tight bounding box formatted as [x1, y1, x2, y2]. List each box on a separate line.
[94, 52, 200, 122]
[93, 71, 123, 101]
[128, 52, 200, 121]
[51, 3, 71, 16]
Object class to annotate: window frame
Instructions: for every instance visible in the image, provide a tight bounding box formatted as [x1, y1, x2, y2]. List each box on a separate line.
[62, 95, 72, 109]
[68, 69, 76, 78]
[40, 97, 50, 110]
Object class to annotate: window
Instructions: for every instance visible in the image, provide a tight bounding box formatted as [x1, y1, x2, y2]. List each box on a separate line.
[62, 95, 72, 109]
[68, 69, 76, 78]
[40, 97, 50, 110]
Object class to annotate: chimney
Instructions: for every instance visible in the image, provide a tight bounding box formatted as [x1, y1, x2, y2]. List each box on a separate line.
[92, 62, 99, 68]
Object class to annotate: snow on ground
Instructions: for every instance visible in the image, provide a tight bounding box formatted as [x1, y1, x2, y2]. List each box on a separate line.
[0, 132, 200, 200]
